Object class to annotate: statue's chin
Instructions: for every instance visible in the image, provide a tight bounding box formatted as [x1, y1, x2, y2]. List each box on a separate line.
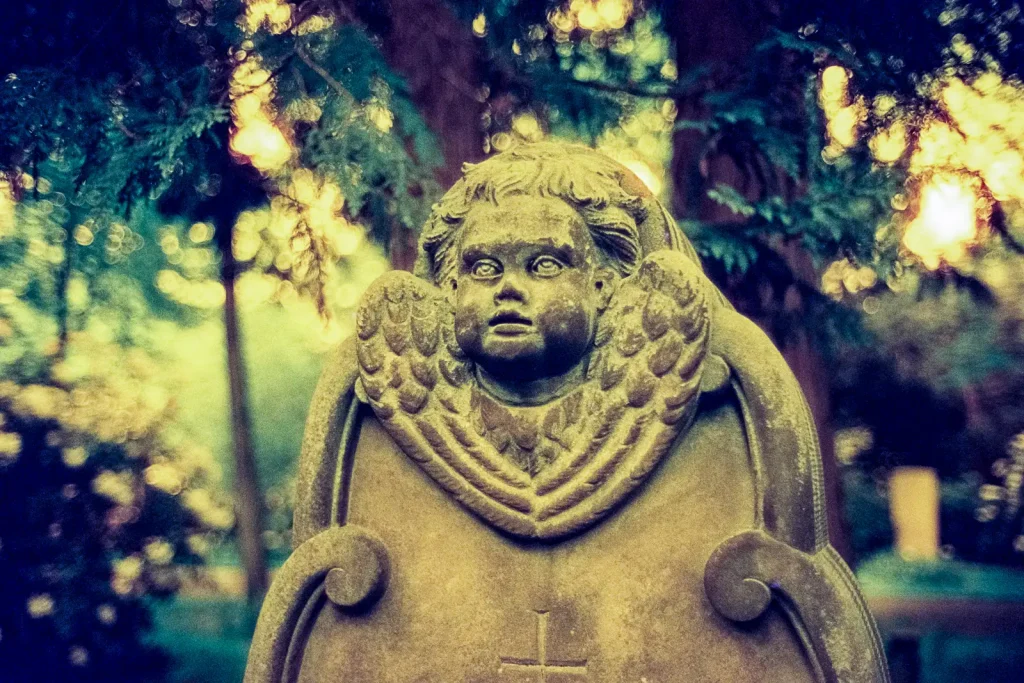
[474, 355, 545, 382]
[473, 352, 589, 407]
[474, 332, 543, 372]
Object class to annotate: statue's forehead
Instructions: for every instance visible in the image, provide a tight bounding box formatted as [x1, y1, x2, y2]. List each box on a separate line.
[459, 197, 591, 253]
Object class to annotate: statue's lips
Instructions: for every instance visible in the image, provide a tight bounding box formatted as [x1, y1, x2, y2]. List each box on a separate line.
[489, 311, 533, 336]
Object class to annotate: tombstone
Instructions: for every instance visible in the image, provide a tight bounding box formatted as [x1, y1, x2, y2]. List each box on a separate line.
[244, 142, 889, 682]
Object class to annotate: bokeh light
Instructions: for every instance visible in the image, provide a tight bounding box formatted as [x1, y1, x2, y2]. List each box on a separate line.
[243, 0, 294, 35]
[820, 42, 1024, 270]
[549, 0, 634, 35]
[229, 59, 294, 173]
[903, 175, 981, 268]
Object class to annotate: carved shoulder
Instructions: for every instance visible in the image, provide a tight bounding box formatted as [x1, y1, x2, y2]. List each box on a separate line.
[705, 307, 890, 682]
[709, 308, 825, 552]
[293, 335, 362, 547]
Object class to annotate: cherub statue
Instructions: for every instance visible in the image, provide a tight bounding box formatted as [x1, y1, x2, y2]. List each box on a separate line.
[245, 142, 889, 683]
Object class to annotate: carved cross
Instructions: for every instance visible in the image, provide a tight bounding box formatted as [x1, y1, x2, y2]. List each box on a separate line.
[498, 610, 588, 681]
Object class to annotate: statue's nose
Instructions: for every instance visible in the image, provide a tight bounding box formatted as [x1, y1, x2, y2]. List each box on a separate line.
[494, 275, 528, 304]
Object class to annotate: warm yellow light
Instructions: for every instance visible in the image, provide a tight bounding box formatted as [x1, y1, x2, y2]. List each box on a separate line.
[27, 594, 55, 618]
[597, 0, 630, 29]
[920, 74, 1024, 202]
[189, 222, 214, 243]
[230, 56, 293, 173]
[550, 0, 632, 33]
[548, 8, 576, 33]
[827, 96, 866, 150]
[279, 171, 364, 264]
[472, 12, 487, 37]
[155, 269, 227, 308]
[869, 121, 907, 163]
[511, 112, 544, 141]
[903, 177, 979, 269]
[233, 92, 264, 120]
[231, 64, 272, 94]
[873, 94, 897, 116]
[821, 258, 878, 299]
[230, 119, 293, 171]
[577, 4, 601, 30]
[911, 121, 961, 172]
[233, 226, 262, 262]
[366, 103, 394, 133]
[159, 233, 179, 255]
[819, 65, 867, 151]
[268, 201, 300, 238]
[820, 66, 850, 117]
[244, 0, 293, 35]
[828, 105, 860, 148]
[145, 462, 184, 495]
[821, 65, 849, 91]
[236, 271, 279, 307]
[294, 14, 334, 35]
[0, 181, 14, 238]
[289, 169, 319, 205]
[304, 179, 345, 233]
[622, 159, 662, 195]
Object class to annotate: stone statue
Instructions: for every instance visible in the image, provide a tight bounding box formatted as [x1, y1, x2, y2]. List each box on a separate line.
[245, 142, 889, 682]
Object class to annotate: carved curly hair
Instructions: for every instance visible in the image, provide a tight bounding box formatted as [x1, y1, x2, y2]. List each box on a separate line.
[417, 142, 649, 286]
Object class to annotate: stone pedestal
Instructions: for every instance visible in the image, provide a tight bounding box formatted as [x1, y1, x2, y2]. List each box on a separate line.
[244, 142, 889, 683]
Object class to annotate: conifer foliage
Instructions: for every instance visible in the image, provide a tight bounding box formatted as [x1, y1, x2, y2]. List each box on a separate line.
[4, 1, 1024, 678]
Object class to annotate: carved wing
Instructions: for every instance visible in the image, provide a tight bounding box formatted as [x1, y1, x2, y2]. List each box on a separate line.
[528, 250, 711, 536]
[354, 272, 541, 533]
[354, 250, 710, 539]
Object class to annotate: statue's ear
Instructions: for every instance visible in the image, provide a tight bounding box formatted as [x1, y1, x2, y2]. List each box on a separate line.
[594, 267, 616, 310]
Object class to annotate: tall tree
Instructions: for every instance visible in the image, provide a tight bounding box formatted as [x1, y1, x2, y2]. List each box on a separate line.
[378, 0, 488, 268]
[0, 0, 445, 598]
[662, 0, 856, 554]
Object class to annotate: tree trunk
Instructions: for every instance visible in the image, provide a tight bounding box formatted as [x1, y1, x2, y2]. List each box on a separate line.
[380, 0, 486, 187]
[54, 229, 75, 361]
[378, 0, 486, 270]
[664, 0, 851, 559]
[53, 205, 88, 361]
[217, 213, 269, 602]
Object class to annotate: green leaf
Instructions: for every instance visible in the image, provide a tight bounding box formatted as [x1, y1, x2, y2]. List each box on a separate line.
[707, 183, 756, 218]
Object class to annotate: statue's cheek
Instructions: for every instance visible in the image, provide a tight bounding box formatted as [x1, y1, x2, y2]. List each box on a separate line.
[453, 300, 485, 350]
[538, 299, 591, 345]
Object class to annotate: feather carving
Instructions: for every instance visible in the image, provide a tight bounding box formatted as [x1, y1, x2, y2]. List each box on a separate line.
[354, 249, 710, 539]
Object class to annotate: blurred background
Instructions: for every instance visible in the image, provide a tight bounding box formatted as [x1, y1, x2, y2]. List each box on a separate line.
[1, 0, 1023, 681]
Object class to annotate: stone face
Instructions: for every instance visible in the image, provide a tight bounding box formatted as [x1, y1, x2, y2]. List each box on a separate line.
[245, 142, 890, 683]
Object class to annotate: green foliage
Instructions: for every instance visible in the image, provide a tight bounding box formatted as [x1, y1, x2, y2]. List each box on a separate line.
[869, 280, 1014, 390]
[106, 101, 232, 209]
[668, 24, 907, 351]
[0, 323, 231, 682]
[0, 0, 244, 214]
[265, 22, 444, 239]
[686, 219, 759, 274]
[0, 148, 236, 681]
[456, 3, 676, 143]
[684, 64, 902, 264]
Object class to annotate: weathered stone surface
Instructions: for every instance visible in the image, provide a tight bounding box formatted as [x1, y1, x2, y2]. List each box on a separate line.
[245, 142, 889, 682]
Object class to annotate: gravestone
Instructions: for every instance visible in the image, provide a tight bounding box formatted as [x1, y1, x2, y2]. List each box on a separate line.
[244, 142, 889, 682]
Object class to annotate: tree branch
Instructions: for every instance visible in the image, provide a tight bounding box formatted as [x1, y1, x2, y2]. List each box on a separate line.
[563, 75, 702, 100]
[295, 45, 356, 106]
[990, 201, 1024, 255]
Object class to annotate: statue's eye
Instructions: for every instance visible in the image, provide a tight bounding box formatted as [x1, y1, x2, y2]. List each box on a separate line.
[530, 256, 565, 278]
[470, 259, 502, 279]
